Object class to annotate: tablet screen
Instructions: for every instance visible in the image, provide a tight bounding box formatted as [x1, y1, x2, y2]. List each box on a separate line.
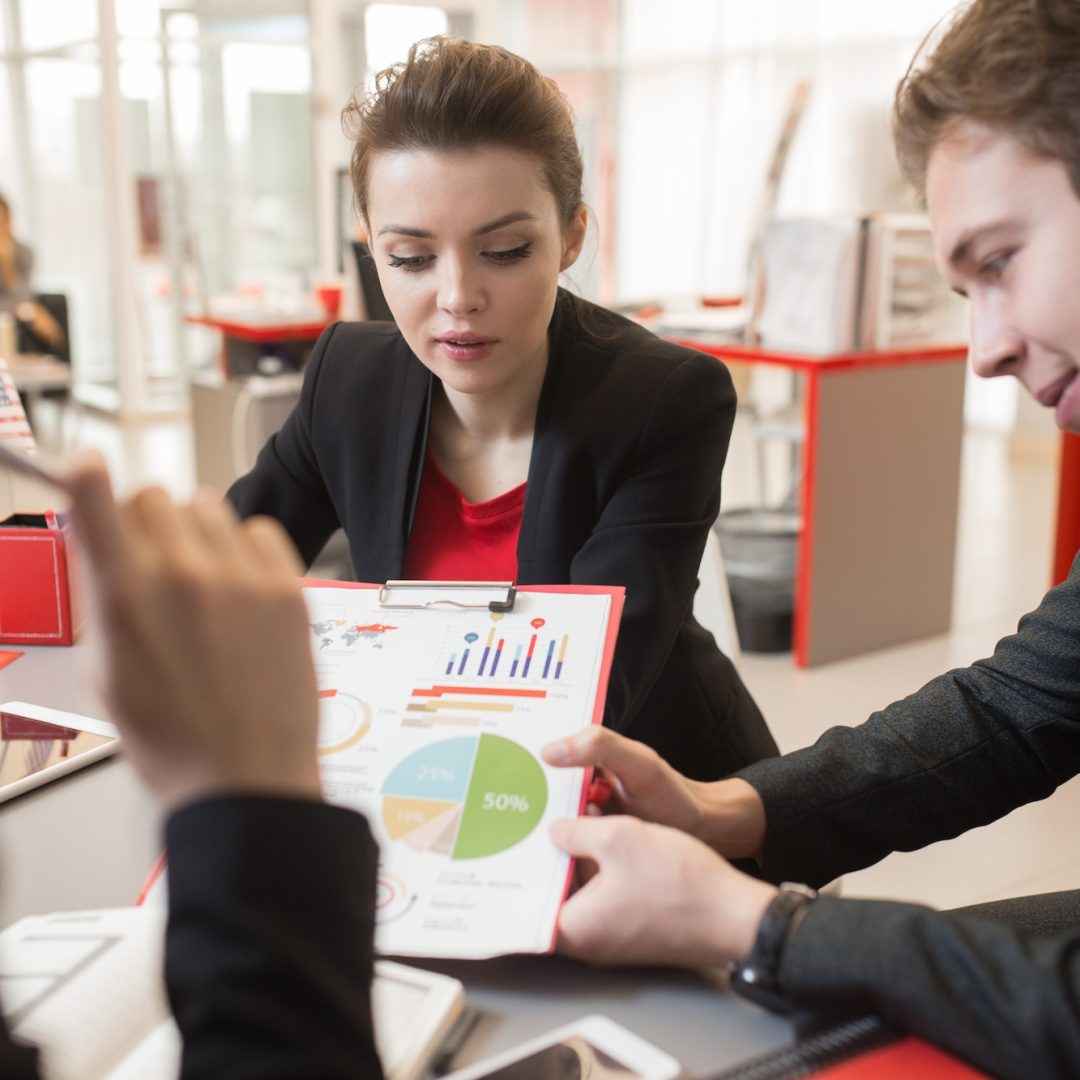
[0, 710, 118, 803]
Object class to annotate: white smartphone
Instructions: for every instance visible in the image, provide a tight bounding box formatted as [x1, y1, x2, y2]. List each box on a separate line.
[444, 1014, 681, 1080]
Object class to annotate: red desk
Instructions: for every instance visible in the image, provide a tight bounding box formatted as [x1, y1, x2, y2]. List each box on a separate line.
[1053, 433, 1080, 585]
[184, 312, 331, 377]
[668, 339, 969, 667]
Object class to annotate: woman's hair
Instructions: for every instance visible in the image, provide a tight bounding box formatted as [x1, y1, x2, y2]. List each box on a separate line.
[342, 36, 584, 231]
[893, 0, 1080, 200]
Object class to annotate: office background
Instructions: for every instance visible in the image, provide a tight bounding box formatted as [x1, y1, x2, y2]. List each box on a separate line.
[0, 0, 1032, 429]
[1, 0, 1075, 917]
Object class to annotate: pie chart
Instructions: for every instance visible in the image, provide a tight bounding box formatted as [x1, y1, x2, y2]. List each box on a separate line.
[380, 734, 547, 860]
[317, 689, 372, 756]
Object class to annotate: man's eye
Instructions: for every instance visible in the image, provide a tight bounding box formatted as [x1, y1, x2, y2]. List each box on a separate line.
[387, 254, 434, 271]
[980, 252, 1013, 279]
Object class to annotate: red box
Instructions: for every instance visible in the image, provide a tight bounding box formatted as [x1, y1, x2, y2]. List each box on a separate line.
[0, 512, 81, 646]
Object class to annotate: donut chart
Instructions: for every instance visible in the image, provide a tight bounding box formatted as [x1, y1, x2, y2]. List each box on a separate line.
[317, 689, 372, 756]
[380, 734, 547, 860]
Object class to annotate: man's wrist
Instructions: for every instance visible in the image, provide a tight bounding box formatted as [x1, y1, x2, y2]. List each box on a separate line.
[728, 882, 818, 1013]
[696, 777, 767, 860]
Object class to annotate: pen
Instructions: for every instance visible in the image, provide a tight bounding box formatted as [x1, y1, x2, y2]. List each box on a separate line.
[0, 442, 67, 493]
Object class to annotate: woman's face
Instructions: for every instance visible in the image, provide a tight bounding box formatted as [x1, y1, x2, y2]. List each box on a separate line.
[365, 145, 586, 403]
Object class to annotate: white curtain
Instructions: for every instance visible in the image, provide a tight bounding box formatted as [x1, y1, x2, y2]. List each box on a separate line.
[613, 0, 961, 304]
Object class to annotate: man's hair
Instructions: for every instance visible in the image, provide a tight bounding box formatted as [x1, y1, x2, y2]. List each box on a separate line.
[893, 0, 1080, 199]
[342, 36, 584, 230]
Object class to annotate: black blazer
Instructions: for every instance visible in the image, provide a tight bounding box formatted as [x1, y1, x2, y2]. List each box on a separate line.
[229, 292, 777, 780]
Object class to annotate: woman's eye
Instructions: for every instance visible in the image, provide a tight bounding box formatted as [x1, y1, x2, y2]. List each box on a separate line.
[387, 254, 434, 272]
[483, 242, 532, 264]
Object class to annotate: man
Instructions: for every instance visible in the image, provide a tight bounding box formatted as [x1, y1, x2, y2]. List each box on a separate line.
[544, 1, 1080, 1076]
[0, 458, 383, 1078]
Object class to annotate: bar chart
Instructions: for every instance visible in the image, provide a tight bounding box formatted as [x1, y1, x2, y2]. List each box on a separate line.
[441, 619, 571, 682]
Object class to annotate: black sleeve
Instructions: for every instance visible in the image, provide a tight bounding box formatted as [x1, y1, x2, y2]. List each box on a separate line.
[0, 1022, 38, 1079]
[737, 554, 1080, 886]
[165, 796, 383, 1080]
[227, 325, 345, 567]
[569, 351, 736, 730]
[779, 895, 1080, 1078]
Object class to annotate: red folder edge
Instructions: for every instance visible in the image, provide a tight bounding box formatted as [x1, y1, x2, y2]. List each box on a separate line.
[809, 1035, 990, 1078]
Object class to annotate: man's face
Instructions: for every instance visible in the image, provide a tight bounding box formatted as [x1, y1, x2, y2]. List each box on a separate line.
[927, 122, 1080, 434]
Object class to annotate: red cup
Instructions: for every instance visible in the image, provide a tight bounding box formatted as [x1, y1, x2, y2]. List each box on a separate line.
[315, 283, 343, 319]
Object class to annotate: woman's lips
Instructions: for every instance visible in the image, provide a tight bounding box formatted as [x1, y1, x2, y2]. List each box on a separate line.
[437, 336, 497, 361]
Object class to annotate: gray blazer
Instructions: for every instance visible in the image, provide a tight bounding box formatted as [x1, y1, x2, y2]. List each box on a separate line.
[739, 554, 1080, 1076]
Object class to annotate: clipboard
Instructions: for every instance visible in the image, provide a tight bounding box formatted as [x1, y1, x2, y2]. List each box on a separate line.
[139, 578, 626, 959]
[378, 580, 517, 613]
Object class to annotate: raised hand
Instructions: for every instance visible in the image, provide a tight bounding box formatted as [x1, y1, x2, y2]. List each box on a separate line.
[67, 452, 320, 811]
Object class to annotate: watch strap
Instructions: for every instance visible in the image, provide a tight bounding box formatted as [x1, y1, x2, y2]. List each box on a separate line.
[729, 882, 817, 1013]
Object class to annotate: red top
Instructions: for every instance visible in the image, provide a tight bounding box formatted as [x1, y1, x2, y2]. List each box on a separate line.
[402, 451, 525, 581]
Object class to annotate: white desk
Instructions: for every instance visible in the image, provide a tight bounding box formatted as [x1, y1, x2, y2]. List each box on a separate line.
[0, 642, 794, 1076]
[7, 353, 71, 397]
[7, 353, 72, 432]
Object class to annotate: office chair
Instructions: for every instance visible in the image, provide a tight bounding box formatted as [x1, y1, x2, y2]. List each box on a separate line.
[17, 293, 70, 367]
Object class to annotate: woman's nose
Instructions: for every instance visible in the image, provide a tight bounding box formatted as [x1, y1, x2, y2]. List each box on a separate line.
[438, 257, 484, 316]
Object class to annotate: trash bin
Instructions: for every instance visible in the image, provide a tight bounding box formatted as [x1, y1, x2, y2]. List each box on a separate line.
[714, 508, 801, 653]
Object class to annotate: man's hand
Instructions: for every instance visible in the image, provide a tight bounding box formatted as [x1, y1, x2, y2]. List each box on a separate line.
[550, 815, 776, 967]
[542, 727, 768, 861]
[67, 452, 320, 811]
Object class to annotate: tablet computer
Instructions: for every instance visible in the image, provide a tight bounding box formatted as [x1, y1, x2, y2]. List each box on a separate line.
[0, 701, 119, 803]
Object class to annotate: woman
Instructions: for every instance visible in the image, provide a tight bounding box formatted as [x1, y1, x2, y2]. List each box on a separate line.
[229, 37, 777, 781]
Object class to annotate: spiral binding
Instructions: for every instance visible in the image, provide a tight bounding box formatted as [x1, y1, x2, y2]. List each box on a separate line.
[707, 1015, 894, 1079]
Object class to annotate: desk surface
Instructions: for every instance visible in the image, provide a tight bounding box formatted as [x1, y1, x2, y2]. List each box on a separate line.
[7, 353, 71, 393]
[0, 643, 794, 1075]
[665, 336, 967, 373]
[184, 311, 330, 343]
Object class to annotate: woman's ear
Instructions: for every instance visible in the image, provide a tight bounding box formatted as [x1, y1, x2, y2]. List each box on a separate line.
[559, 206, 588, 271]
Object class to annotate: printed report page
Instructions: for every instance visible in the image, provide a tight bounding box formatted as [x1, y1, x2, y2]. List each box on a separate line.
[304, 585, 616, 959]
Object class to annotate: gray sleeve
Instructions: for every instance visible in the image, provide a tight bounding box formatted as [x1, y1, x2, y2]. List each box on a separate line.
[736, 553, 1080, 887]
[778, 895, 1080, 1079]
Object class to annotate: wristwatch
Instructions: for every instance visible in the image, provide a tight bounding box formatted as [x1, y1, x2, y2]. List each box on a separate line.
[728, 881, 817, 1014]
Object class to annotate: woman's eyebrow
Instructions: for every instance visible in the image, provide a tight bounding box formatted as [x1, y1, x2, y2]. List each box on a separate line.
[376, 210, 538, 240]
[472, 211, 538, 236]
